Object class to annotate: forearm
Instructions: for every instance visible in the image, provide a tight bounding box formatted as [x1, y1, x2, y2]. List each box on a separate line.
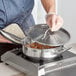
[41, 0, 56, 13]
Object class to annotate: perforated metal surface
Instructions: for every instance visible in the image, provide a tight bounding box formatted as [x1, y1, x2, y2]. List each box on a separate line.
[28, 24, 70, 46]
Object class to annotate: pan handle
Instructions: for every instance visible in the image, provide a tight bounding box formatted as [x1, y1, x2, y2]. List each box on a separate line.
[21, 36, 32, 45]
[55, 47, 72, 54]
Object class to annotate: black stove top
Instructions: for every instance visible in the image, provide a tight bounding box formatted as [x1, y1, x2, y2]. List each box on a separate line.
[12, 48, 76, 65]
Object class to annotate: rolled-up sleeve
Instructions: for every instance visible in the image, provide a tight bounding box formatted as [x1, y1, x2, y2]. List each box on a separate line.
[0, 0, 7, 29]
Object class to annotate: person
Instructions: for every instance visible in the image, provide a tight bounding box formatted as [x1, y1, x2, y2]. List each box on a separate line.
[0, 0, 63, 34]
[0, 0, 63, 62]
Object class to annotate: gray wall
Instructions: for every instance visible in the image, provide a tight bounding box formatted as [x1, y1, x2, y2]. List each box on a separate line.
[58, 0, 76, 44]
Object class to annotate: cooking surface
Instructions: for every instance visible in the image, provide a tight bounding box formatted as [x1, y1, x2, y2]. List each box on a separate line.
[45, 44, 76, 76]
[1, 43, 76, 76]
[21, 49, 76, 64]
[2, 46, 76, 76]
[46, 65, 76, 76]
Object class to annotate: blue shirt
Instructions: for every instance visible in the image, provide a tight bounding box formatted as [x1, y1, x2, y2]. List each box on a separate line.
[0, 0, 34, 29]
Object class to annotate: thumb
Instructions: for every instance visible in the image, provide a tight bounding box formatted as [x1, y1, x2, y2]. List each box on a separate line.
[51, 15, 57, 31]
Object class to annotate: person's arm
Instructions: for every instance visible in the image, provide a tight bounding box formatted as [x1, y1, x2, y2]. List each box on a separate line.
[41, 0, 63, 31]
[41, 0, 56, 13]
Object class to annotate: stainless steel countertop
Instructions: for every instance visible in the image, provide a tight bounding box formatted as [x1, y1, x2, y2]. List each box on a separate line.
[0, 43, 76, 76]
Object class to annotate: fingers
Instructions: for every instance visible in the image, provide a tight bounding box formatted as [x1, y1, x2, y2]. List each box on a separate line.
[51, 15, 57, 31]
[54, 16, 63, 31]
[46, 14, 63, 31]
[46, 15, 52, 28]
[46, 14, 56, 30]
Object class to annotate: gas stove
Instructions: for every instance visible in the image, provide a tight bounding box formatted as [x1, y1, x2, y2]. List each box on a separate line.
[1, 45, 76, 76]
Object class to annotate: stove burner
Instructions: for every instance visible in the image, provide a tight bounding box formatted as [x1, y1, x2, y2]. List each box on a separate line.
[54, 54, 63, 61]
[39, 55, 63, 65]
[11, 47, 76, 66]
[12, 48, 63, 64]
[24, 54, 63, 64]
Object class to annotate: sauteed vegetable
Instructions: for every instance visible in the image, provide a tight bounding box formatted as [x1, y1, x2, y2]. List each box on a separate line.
[26, 42, 59, 49]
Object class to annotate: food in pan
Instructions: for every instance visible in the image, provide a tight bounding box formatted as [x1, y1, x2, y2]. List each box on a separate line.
[26, 42, 59, 49]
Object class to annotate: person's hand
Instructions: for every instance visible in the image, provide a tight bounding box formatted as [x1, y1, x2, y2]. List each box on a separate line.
[46, 14, 63, 31]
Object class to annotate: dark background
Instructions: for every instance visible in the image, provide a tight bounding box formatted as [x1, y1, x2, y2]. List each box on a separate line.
[0, 43, 22, 62]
